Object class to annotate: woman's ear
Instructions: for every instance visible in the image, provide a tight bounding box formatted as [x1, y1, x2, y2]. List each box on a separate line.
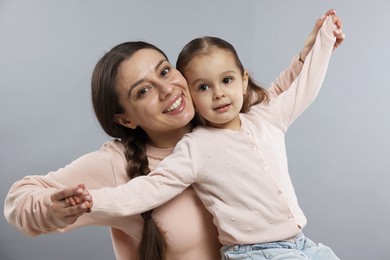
[114, 114, 137, 129]
[243, 70, 249, 95]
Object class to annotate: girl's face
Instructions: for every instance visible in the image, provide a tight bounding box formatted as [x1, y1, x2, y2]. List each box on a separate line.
[114, 49, 195, 146]
[183, 50, 248, 130]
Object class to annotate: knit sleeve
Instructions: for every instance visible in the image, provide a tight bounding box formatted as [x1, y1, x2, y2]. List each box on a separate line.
[89, 135, 199, 218]
[3, 141, 123, 236]
[267, 54, 303, 98]
[267, 16, 336, 131]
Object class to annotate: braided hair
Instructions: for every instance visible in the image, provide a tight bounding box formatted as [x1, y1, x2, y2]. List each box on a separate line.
[91, 41, 167, 260]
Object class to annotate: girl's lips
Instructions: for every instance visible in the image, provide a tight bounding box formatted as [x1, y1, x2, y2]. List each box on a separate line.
[213, 103, 231, 111]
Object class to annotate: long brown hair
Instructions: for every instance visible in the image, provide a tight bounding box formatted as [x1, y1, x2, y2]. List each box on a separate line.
[91, 41, 167, 260]
[176, 36, 269, 113]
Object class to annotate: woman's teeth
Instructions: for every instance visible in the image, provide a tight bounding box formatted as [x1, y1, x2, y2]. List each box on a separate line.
[165, 97, 182, 112]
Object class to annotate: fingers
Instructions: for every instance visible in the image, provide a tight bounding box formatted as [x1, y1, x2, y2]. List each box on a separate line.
[333, 31, 346, 49]
[328, 11, 345, 49]
[332, 15, 342, 29]
[52, 185, 92, 212]
[65, 200, 93, 215]
[316, 8, 337, 28]
[315, 15, 327, 29]
[48, 185, 93, 225]
[64, 194, 92, 207]
[310, 9, 342, 41]
[51, 185, 85, 201]
[317, 9, 345, 50]
[60, 202, 93, 225]
[65, 194, 86, 206]
[67, 201, 93, 213]
[50, 197, 92, 225]
[53, 193, 92, 212]
[325, 9, 337, 16]
[65, 196, 77, 206]
[317, 10, 340, 29]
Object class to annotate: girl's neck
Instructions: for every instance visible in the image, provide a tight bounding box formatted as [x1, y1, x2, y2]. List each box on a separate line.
[146, 123, 192, 149]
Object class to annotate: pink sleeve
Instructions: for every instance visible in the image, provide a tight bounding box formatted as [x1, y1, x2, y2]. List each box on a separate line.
[267, 54, 303, 98]
[89, 136, 198, 218]
[3, 142, 122, 236]
[268, 16, 336, 131]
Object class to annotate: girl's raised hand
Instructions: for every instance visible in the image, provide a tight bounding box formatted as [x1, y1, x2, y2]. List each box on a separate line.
[300, 9, 345, 62]
[331, 12, 345, 50]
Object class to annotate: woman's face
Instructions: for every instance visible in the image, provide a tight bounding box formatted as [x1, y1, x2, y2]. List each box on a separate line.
[114, 48, 195, 143]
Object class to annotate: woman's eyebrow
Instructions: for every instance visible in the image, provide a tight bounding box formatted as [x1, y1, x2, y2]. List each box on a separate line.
[128, 59, 167, 98]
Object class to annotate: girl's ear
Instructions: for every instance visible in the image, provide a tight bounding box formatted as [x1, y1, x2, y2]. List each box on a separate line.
[114, 114, 137, 129]
[243, 70, 249, 95]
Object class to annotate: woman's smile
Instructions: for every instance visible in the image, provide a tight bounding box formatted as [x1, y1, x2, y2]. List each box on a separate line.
[164, 96, 183, 113]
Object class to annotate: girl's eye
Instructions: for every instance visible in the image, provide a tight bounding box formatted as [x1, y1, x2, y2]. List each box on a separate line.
[223, 77, 232, 84]
[198, 84, 210, 92]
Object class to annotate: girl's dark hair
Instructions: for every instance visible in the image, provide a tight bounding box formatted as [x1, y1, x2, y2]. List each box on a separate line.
[91, 41, 166, 260]
[176, 36, 269, 113]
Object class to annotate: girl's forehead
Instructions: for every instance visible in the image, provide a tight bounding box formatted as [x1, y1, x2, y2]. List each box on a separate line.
[183, 51, 241, 83]
[189, 50, 235, 66]
[187, 51, 237, 72]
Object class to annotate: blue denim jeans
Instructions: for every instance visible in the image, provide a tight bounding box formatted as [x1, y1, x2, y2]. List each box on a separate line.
[220, 233, 339, 260]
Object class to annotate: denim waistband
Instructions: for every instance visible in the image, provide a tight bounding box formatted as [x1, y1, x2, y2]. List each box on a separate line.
[223, 233, 305, 252]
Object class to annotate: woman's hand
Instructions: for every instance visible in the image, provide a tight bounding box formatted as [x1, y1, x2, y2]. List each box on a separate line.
[300, 9, 346, 62]
[49, 184, 93, 225]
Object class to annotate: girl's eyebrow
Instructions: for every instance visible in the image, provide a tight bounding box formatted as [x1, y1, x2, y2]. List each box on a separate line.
[191, 78, 207, 87]
[190, 70, 237, 87]
[127, 59, 167, 98]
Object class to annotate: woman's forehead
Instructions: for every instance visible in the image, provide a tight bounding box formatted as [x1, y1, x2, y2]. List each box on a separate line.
[118, 49, 168, 83]
[131, 48, 167, 65]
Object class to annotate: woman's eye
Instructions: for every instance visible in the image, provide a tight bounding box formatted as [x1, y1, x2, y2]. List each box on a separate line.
[137, 87, 149, 97]
[223, 77, 232, 84]
[198, 84, 210, 91]
[161, 67, 170, 76]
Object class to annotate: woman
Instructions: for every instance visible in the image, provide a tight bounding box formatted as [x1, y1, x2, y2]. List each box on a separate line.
[4, 9, 344, 260]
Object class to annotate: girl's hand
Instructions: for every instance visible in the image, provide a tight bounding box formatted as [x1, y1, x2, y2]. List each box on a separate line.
[300, 9, 345, 62]
[331, 13, 345, 50]
[49, 184, 93, 225]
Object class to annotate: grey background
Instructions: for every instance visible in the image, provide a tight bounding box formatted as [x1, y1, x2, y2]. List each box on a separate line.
[1, 0, 389, 259]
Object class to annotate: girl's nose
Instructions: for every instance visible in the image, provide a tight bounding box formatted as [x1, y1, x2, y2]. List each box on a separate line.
[213, 86, 225, 101]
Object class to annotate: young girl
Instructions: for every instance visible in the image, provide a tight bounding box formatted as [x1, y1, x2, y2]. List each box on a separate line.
[81, 15, 341, 259]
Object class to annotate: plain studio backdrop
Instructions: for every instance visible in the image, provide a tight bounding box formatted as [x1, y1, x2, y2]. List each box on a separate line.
[1, 1, 389, 259]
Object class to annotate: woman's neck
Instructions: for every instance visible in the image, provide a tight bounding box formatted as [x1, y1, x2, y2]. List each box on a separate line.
[146, 124, 192, 149]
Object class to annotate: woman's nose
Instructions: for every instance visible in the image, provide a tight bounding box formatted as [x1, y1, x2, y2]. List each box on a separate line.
[157, 81, 174, 100]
